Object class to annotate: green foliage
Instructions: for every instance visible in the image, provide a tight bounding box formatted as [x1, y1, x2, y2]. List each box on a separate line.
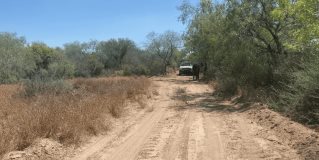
[146, 31, 181, 74]
[28, 43, 74, 80]
[0, 31, 183, 80]
[64, 41, 103, 77]
[180, 0, 319, 124]
[96, 38, 135, 69]
[277, 54, 319, 124]
[64, 41, 90, 77]
[63, 39, 148, 77]
[48, 60, 74, 79]
[30, 43, 56, 70]
[0, 33, 74, 85]
[273, 0, 319, 50]
[123, 65, 150, 76]
[22, 79, 73, 97]
[0, 33, 35, 83]
[180, 0, 276, 90]
[86, 54, 104, 76]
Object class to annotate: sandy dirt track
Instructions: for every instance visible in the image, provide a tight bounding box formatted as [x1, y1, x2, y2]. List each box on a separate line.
[70, 75, 307, 160]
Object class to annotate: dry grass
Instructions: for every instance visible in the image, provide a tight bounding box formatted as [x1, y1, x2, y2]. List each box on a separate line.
[175, 87, 186, 95]
[0, 76, 151, 157]
[152, 90, 160, 96]
[174, 87, 189, 103]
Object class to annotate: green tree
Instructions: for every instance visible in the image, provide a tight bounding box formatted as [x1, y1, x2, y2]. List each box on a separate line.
[29, 43, 74, 80]
[96, 38, 135, 69]
[86, 54, 104, 76]
[64, 41, 92, 77]
[179, 0, 319, 123]
[0, 33, 34, 83]
[273, 0, 319, 51]
[146, 31, 181, 74]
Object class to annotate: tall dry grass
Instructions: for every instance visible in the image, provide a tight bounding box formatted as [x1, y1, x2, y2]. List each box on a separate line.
[0, 77, 151, 157]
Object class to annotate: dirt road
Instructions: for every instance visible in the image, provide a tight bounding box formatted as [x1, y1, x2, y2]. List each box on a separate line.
[71, 75, 304, 160]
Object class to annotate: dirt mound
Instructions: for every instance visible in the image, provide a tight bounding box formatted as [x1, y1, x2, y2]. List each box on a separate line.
[3, 139, 68, 160]
[245, 105, 319, 160]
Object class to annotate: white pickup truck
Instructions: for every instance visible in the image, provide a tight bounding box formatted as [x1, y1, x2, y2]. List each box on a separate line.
[179, 61, 193, 76]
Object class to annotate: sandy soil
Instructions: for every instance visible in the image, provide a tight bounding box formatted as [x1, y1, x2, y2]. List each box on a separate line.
[5, 75, 318, 160]
[66, 75, 318, 160]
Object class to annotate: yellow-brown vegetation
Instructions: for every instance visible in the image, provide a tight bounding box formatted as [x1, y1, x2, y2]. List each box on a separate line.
[0, 77, 151, 157]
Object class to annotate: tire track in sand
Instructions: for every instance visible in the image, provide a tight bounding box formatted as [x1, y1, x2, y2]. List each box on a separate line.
[186, 111, 206, 160]
[136, 109, 186, 160]
[90, 106, 167, 160]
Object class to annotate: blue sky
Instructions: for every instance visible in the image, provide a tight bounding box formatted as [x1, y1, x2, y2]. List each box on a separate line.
[0, 0, 204, 47]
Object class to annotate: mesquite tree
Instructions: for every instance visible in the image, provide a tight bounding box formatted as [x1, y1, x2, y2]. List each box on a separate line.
[146, 31, 181, 74]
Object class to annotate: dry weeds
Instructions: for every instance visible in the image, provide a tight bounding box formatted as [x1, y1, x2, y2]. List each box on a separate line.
[174, 87, 189, 103]
[175, 87, 186, 95]
[0, 76, 151, 157]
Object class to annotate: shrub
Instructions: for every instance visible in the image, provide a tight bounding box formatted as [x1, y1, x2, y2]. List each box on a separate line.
[0, 33, 35, 84]
[123, 65, 150, 76]
[22, 79, 73, 97]
[214, 77, 238, 98]
[277, 54, 319, 124]
[47, 61, 74, 79]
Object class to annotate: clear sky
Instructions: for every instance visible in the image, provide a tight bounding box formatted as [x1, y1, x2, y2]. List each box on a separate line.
[0, 0, 204, 47]
[0, 0, 196, 47]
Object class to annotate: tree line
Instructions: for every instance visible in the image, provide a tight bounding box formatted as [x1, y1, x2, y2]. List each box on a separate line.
[0, 31, 183, 84]
[179, 0, 319, 124]
[2, 0, 318, 124]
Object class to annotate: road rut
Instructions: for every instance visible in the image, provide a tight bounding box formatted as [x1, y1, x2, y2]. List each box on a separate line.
[71, 76, 302, 160]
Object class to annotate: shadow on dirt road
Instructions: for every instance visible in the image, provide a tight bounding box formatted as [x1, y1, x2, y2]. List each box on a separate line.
[68, 75, 317, 160]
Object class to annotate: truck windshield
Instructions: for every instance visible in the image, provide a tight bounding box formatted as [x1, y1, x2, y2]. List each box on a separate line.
[181, 63, 191, 66]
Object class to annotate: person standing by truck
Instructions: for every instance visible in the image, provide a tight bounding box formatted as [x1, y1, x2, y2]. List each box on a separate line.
[192, 63, 200, 80]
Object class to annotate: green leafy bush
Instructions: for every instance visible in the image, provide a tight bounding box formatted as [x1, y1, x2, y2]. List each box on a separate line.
[123, 65, 150, 76]
[277, 54, 319, 124]
[0, 33, 35, 83]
